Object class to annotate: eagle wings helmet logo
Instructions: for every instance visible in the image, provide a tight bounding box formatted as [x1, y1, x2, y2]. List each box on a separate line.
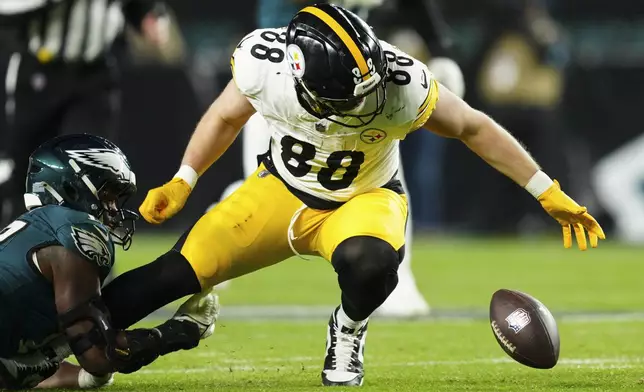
[66, 148, 136, 184]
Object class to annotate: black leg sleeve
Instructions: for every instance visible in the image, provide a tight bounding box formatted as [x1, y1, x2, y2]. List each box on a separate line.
[331, 236, 403, 321]
[102, 250, 201, 329]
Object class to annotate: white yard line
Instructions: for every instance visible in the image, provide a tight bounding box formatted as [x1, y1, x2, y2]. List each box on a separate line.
[194, 353, 317, 362]
[148, 306, 644, 323]
[559, 313, 644, 323]
[136, 357, 644, 375]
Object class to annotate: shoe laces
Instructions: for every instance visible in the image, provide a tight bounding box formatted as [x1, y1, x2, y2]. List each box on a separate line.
[206, 294, 220, 322]
[14, 360, 51, 374]
[332, 324, 360, 371]
[196, 294, 219, 325]
[178, 295, 219, 330]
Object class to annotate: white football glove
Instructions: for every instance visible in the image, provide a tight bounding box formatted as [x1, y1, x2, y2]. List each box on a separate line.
[427, 57, 465, 99]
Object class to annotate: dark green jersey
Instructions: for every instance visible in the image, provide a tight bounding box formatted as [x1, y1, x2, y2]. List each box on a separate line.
[0, 205, 115, 358]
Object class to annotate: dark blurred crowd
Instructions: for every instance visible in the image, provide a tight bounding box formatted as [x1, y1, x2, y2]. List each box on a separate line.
[2, 0, 644, 242]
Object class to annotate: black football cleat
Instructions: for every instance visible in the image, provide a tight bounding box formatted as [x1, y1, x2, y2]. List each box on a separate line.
[0, 358, 59, 389]
[321, 306, 368, 387]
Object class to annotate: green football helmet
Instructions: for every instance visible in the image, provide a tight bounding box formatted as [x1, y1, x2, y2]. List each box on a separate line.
[24, 134, 138, 249]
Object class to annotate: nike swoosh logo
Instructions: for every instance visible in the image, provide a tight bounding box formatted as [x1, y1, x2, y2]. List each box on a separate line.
[237, 35, 253, 49]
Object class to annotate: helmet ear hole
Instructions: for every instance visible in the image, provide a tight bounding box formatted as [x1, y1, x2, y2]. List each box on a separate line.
[29, 164, 42, 175]
[63, 182, 79, 202]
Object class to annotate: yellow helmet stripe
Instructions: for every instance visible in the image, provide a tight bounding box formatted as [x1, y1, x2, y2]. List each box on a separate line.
[300, 6, 370, 80]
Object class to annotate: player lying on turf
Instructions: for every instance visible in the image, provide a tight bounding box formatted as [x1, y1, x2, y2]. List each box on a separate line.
[103, 4, 605, 387]
[0, 135, 218, 390]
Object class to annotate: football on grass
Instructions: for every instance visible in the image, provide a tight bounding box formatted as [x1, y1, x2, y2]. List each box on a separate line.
[489, 289, 560, 369]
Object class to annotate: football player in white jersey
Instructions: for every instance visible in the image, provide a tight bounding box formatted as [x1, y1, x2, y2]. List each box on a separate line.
[134, 4, 604, 387]
[216, 0, 465, 318]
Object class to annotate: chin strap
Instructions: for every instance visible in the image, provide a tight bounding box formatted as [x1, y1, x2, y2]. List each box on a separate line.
[24, 182, 65, 211]
[24, 193, 43, 211]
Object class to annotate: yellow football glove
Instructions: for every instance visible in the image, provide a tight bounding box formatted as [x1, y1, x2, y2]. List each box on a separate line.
[139, 177, 192, 224]
[537, 180, 605, 250]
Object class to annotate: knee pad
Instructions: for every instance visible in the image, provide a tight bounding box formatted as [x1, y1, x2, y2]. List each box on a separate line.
[332, 237, 403, 320]
[331, 236, 402, 282]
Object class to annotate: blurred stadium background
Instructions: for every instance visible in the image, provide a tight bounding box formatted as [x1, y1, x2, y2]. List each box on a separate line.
[27, 0, 641, 241]
[114, 0, 642, 295]
[3, 0, 644, 389]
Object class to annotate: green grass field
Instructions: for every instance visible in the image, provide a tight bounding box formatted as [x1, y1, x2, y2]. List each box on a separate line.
[104, 234, 644, 391]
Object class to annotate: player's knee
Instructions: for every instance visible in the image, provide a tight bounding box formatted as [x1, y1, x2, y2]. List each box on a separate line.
[173, 223, 222, 288]
[156, 250, 200, 285]
[331, 236, 401, 284]
[179, 236, 226, 289]
[179, 249, 221, 289]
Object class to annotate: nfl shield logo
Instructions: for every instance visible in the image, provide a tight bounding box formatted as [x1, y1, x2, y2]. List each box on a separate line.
[505, 308, 531, 334]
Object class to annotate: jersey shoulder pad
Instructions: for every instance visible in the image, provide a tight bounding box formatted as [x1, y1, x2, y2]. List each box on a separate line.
[231, 28, 287, 98]
[54, 213, 114, 270]
[380, 41, 440, 132]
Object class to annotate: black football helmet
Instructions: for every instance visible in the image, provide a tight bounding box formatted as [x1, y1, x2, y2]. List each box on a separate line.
[24, 134, 138, 249]
[286, 3, 388, 127]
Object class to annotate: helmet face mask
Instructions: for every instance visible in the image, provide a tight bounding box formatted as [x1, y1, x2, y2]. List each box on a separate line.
[295, 71, 388, 128]
[287, 4, 389, 128]
[95, 179, 137, 250]
[25, 134, 139, 250]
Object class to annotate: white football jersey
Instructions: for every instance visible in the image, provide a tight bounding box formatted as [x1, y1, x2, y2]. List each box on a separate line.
[231, 28, 439, 203]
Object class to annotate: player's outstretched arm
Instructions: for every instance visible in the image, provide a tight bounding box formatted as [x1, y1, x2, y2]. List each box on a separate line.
[45, 247, 113, 374]
[181, 79, 256, 176]
[34, 245, 114, 387]
[139, 79, 256, 224]
[423, 85, 605, 250]
[35, 361, 112, 389]
[33, 246, 202, 389]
